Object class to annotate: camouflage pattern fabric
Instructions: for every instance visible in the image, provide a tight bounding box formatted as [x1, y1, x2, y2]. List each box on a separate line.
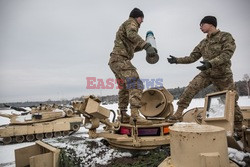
[111, 17, 146, 60]
[177, 30, 236, 78]
[109, 17, 146, 110]
[109, 54, 143, 109]
[175, 30, 243, 132]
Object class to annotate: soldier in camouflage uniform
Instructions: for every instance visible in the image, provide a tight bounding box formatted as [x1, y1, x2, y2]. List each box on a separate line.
[167, 16, 243, 137]
[108, 8, 157, 125]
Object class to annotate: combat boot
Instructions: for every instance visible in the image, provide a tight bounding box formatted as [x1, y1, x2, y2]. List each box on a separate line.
[121, 110, 130, 123]
[167, 107, 185, 122]
[129, 108, 153, 125]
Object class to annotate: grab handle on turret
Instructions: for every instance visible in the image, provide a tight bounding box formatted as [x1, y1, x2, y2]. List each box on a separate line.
[155, 101, 164, 108]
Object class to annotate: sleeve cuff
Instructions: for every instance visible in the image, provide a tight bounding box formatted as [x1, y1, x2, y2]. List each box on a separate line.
[140, 41, 147, 49]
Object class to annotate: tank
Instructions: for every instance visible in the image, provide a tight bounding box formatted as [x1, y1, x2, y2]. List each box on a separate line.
[0, 104, 83, 144]
[14, 89, 250, 166]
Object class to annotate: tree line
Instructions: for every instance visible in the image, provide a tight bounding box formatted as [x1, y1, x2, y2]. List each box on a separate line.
[1, 75, 249, 108]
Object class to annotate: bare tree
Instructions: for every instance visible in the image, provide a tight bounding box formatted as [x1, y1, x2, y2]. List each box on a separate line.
[243, 74, 250, 98]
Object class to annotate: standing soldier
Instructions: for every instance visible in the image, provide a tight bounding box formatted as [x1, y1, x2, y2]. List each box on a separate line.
[167, 16, 243, 138]
[109, 8, 157, 125]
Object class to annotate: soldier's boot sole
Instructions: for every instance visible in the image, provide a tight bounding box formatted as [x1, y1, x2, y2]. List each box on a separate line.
[167, 107, 185, 122]
[129, 117, 153, 125]
[129, 108, 153, 125]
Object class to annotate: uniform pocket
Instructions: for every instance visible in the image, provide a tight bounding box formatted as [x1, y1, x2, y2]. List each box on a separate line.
[210, 65, 231, 78]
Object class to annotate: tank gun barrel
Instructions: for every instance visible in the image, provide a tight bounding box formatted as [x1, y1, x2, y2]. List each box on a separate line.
[3, 104, 28, 112]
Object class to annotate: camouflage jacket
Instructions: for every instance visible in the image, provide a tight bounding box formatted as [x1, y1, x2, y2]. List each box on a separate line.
[111, 17, 146, 60]
[177, 30, 236, 78]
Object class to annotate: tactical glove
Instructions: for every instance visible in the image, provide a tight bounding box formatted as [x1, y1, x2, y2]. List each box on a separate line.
[144, 43, 157, 57]
[196, 61, 212, 71]
[167, 55, 177, 64]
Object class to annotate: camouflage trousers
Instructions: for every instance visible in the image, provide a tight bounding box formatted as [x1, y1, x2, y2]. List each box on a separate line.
[108, 54, 143, 110]
[177, 72, 243, 133]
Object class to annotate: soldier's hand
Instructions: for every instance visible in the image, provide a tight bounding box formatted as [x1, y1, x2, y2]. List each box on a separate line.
[196, 61, 212, 71]
[167, 55, 177, 64]
[144, 43, 157, 57]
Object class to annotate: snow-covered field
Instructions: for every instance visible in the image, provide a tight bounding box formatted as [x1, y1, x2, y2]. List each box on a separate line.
[0, 97, 249, 166]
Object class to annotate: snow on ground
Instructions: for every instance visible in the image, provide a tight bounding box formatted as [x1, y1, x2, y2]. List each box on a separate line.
[228, 147, 250, 166]
[0, 97, 249, 166]
[0, 142, 34, 166]
[43, 130, 132, 166]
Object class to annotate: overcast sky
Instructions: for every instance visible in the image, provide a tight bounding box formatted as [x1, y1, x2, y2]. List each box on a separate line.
[0, 0, 249, 103]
